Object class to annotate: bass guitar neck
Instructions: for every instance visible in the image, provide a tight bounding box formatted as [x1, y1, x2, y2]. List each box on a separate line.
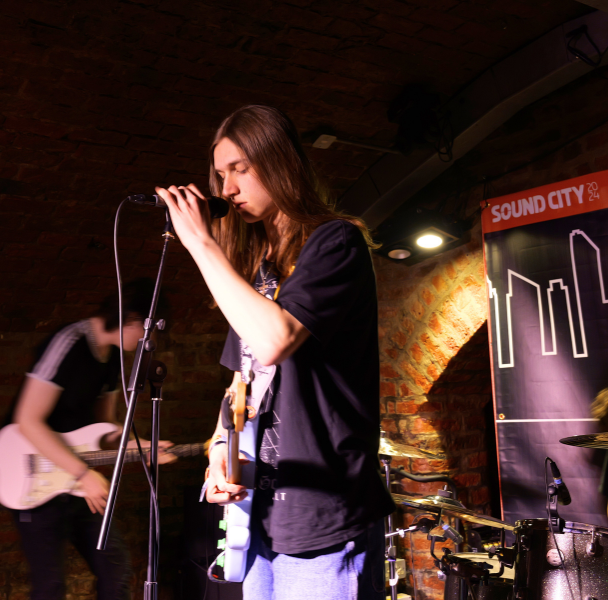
[226, 380, 247, 485]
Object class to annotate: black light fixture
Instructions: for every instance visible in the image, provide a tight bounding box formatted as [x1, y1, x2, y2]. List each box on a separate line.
[311, 133, 401, 154]
[374, 207, 464, 263]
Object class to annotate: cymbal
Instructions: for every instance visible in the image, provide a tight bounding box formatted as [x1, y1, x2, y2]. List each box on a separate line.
[392, 493, 515, 531]
[560, 432, 608, 449]
[379, 436, 444, 460]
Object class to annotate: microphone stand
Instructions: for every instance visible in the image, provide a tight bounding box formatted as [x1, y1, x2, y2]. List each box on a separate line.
[97, 209, 175, 600]
[145, 358, 167, 599]
[546, 483, 565, 533]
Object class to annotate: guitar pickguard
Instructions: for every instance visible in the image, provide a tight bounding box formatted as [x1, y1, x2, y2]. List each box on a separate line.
[20, 444, 90, 508]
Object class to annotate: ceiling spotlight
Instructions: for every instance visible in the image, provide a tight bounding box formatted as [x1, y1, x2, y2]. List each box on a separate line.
[374, 208, 466, 264]
[416, 234, 443, 249]
[388, 248, 411, 260]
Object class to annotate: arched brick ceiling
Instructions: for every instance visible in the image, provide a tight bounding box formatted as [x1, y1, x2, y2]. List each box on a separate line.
[0, 1, 593, 202]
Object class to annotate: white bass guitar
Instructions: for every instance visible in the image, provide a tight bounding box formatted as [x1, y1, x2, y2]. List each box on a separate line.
[217, 363, 275, 583]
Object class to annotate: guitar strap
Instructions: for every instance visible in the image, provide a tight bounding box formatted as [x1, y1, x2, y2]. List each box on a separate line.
[238, 341, 275, 415]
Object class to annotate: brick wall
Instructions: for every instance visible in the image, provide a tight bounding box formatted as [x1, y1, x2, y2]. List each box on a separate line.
[375, 225, 493, 599]
[375, 66, 608, 599]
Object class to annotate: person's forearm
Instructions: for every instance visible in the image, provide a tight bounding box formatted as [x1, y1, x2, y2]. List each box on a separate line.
[208, 372, 239, 464]
[208, 416, 228, 465]
[189, 237, 298, 365]
[17, 421, 88, 477]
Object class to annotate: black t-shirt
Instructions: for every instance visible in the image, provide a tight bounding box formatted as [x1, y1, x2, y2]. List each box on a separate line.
[221, 220, 395, 554]
[7, 321, 120, 433]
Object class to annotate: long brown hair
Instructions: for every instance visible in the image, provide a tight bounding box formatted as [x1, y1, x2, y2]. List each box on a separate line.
[209, 105, 375, 283]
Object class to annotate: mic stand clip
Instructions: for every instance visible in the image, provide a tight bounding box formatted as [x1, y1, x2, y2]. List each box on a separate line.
[546, 484, 565, 533]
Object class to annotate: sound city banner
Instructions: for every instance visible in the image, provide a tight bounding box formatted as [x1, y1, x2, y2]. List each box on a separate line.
[482, 171, 608, 527]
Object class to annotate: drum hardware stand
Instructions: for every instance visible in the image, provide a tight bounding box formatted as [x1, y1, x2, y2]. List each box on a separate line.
[487, 545, 515, 575]
[385, 526, 417, 540]
[436, 547, 506, 600]
[428, 509, 451, 563]
[392, 469, 463, 551]
[428, 521, 463, 587]
[381, 454, 399, 600]
[385, 517, 437, 540]
[586, 527, 601, 557]
[384, 518, 437, 539]
[98, 208, 175, 600]
[380, 459, 453, 599]
[390, 466, 458, 501]
[487, 529, 514, 577]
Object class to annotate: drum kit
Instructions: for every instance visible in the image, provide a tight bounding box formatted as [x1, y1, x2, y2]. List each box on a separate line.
[380, 431, 608, 600]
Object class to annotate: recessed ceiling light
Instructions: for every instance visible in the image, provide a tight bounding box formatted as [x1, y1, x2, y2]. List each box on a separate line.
[388, 248, 411, 259]
[416, 234, 443, 248]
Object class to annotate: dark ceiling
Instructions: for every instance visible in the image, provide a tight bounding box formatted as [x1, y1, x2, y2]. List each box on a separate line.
[0, 1, 595, 210]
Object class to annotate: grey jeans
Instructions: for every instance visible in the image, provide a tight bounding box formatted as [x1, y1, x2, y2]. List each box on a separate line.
[243, 520, 385, 600]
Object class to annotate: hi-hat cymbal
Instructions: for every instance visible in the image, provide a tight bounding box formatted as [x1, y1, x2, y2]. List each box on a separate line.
[560, 432, 608, 449]
[392, 493, 515, 531]
[379, 436, 444, 460]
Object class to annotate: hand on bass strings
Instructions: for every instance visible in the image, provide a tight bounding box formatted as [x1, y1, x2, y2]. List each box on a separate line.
[79, 468, 110, 514]
[103, 432, 178, 466]
[126, 438, 177, 465]
[206, 445, 249, 505]
[155, 184, 214, 251]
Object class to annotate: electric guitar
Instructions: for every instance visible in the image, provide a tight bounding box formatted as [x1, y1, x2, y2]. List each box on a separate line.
[218, 363, 275, 583]
[0, 423, 205, 510]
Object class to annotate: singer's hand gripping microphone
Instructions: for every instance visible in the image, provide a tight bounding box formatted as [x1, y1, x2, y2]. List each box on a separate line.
[127, 194, 229, 219]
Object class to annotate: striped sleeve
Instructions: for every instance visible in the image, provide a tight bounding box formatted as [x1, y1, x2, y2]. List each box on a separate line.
[28, 322, 86, 388]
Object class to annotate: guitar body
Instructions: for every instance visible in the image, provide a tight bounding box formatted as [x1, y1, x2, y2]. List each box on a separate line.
[0, 422, 118, 510]
[215, 363, 275, 582]
[223, 415, 259, 582]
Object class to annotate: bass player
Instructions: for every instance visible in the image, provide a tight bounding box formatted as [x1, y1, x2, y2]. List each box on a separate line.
[156, 105, 395, 600]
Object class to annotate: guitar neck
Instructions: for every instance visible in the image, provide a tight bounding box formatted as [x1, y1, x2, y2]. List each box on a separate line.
[76, 442, 206, 467]
[226, 429, 241, 484]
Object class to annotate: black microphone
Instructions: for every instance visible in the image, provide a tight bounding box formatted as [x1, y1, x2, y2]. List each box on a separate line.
[549, 460, 572, 506]
[441, 522, 464, 545]
[127, 194, 229, 219]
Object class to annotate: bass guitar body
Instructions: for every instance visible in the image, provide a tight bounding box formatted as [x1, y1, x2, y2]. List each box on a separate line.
[0, 422, 118, 510]
[216, 362, 275, 582]
[223, 416, 258, 582]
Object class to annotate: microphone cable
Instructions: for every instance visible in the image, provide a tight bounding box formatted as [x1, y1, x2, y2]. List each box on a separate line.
[114, 198, 161, 573]
[544, 456, 577, 600]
